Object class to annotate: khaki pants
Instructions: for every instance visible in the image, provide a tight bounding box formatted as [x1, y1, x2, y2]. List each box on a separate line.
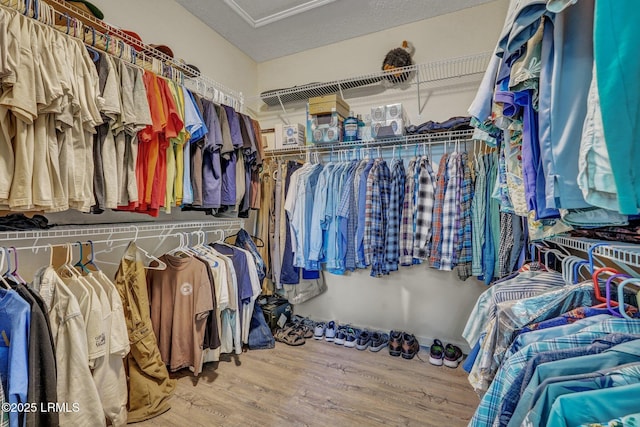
[115, 244, 176, 423]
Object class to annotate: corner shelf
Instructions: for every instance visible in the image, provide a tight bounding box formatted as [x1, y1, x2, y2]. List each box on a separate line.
[256, 52, 492, 111]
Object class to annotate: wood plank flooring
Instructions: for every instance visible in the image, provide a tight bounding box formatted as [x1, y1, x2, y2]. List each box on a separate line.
[131, 339, 479, 427]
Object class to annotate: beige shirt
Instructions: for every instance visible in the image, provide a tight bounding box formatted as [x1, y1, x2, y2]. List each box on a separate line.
[86, 273, 128, 427]
[33, 267, 106, 427]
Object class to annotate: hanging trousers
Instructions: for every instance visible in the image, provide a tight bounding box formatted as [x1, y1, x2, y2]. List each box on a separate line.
[115, 244, 176, 423]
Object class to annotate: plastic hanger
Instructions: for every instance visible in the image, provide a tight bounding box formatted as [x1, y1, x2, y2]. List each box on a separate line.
[617, 278, 640, 320]
[0, 249, 11, 290]
[73, 241, 91, 275]
[82, 241, 101, 272]
[591, 267, 620, 306]
[604, 273, 631, 316]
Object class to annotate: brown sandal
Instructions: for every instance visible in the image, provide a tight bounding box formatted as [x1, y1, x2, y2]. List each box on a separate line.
[275, 327, 306, 346]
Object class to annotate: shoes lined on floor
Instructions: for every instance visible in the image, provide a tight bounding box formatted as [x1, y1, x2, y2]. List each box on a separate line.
[283, 317, 464, 366]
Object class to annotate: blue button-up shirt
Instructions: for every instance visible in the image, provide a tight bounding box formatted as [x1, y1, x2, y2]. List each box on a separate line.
[507, 338, 640, 427]
[524, 362, 640, 427]
[469, 319, 640, 427]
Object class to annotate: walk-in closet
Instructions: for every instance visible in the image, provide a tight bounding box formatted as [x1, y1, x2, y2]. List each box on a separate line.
[0, 0, 638, 425]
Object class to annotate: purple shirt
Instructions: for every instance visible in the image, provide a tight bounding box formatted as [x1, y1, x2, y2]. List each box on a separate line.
[223, 105, 243, 149]
[202, 100, 223, 209]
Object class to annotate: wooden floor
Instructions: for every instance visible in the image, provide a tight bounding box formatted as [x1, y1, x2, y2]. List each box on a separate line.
[132, 339, 479, 427]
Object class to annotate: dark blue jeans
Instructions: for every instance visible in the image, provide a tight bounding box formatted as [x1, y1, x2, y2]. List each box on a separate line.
[248, 304, 275, 350]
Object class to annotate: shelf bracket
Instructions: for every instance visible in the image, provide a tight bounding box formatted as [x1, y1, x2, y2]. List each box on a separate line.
[337, 82, 345, 102]
[277, 95, 290, 125]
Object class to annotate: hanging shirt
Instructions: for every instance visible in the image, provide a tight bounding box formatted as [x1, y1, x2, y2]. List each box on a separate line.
[385, 158, 406, 272]
[202, 99, 223, 209]
[0, 289, 30, 427]
[147, 254, 213, 376]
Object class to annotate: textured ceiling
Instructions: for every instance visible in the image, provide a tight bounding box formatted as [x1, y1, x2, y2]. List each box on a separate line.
[174, 0, 494, 62]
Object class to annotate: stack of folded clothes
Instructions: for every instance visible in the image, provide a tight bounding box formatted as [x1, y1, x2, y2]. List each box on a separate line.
[405, 116, 472, 134]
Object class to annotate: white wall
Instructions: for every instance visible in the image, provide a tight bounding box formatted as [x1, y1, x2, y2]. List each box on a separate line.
[90, 0, 258, 97]
[256, 0, 510, 351]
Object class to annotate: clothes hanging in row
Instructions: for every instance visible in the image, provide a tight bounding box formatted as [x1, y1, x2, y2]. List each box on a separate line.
[145, 235, 262, 375]
[259, 152, 477, 283]
[462, 265, 640, 427]
[0, 251, 136, 427]
[468, 0, 639, 236]
[0, 8, 262, 217]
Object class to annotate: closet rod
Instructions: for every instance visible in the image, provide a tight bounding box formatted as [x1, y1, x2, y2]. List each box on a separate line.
[0, 220, 245, 242]
[264, 129, 475, 157]
[547, 235, 640, 269]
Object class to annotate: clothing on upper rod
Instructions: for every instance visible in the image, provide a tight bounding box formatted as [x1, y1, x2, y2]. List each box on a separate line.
[0, 6, 260, 219]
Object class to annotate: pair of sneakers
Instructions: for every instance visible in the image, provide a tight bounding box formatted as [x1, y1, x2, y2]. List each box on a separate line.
[429, 339, 463, 368]
[314, 321, 338, 342]
[353, 330, 390, 352]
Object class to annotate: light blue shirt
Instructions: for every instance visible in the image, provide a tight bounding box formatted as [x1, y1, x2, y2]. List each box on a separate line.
[509, 338, 640, 427]
[546, 382, 640, 427]
[181, 88, 207, 205]
[507, 314, 613, 358]
[0, 290, 30, 427]
[469, 319, 640, 427]
[308, 163, 334, 267]
[526, 363, 640, 427]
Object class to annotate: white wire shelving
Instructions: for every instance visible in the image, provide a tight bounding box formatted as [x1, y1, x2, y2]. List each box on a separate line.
[263, 129, 475, 157]
[0, 220, 244, 244]
[548, 235, 640, 269]
[255, 52, 492, 109]
[1, 0, 244, 111]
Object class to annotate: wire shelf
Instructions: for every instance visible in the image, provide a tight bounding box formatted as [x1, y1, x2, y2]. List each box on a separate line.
[548, 235, 640, 269]
[256, 52, 492, 106]
[263, 129, 475, 157]
[0, 220, 245, 242]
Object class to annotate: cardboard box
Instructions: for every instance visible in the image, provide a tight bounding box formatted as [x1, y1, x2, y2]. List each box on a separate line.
[309, 94, 350, 118]
[283, 123, 305, 146]
[309, 111, 344, 143]
[274, 123, 284, 149]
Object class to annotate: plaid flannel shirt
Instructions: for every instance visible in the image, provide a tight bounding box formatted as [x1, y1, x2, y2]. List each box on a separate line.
[385, 159, 406, 272]
[371, 161, 391, 277]
[456, 153, 474, 280]
[429, 154, 449, 269]
[451, 153, 464, 267]
[399, 159, 417, 266]
[439, 153, 458, 271]
[469, 320, 640, 427]
[363, 160, 380, 267]
[413, 156, 436, 260]
[337, 162, 358, 272]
